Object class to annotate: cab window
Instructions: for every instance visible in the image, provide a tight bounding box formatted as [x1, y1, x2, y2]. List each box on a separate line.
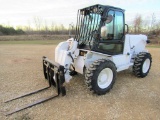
[101, 10, 114, 39]
[101, 10, 124, 40]
[98, 10, 124, 55]
[114, 11, 124, 39]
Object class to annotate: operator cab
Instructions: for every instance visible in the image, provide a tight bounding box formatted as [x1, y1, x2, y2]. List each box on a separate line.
[75, 4, 125, 55]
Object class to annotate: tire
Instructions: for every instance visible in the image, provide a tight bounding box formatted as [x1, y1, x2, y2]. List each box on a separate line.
[85, 59, 117, 95]
[133, 52, 152, 78]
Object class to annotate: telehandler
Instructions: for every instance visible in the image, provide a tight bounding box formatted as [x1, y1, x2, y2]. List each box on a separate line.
[5, 4, 152, 115]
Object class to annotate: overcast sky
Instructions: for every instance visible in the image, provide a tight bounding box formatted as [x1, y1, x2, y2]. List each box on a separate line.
[0, 0, 160, 28]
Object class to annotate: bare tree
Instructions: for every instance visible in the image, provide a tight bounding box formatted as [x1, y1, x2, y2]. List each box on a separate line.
[51, 22, 55, 33]
[133, 14, 143, 33]
[27, 20, 31, 32]
[33, 16, 43, 31]
[151, 13, 156, 30]
[44, 20, 48, 33]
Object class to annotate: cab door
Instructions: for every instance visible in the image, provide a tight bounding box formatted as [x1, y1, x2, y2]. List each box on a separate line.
[97, 9, 125, 55]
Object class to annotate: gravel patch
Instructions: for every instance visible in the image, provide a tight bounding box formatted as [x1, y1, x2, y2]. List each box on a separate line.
[0, 45, 160, 120]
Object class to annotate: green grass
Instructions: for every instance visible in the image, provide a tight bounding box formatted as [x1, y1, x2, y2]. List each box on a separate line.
[0, 40, 64, 45]
[1, 40, 160, 48]
[146, 45, 160, 48]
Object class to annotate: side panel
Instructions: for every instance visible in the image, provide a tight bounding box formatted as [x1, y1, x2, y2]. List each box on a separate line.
[123, 34, 147, 55]
[130, 35, 147, 53]
[74, 56, 85, 74]
[84, 51, 112, 68]
[83, 47, 133, 72]
[84, 51, 132, 72]
[112, 55, 130, 66]
[112, 55, 132, 72]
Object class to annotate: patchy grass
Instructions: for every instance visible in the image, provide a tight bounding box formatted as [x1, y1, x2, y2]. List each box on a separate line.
[0, 35, 70, 41]
[0, 40, 64, 45]
[146, 45, 160, 48]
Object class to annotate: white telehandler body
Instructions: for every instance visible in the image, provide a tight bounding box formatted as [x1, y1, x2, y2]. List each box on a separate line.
[5, 4, 152, 115]
[47, 4, 152, 95]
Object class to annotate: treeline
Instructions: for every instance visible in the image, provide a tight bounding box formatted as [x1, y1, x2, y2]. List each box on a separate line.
[0, 23, 76, 35]
[0, 25, 25, 35]
[128, 13, 160, 37]
[20, 17, 76, 35]
[0, 23, 75, 35]
[0, 14, 160, 36]
[23, 24, 76, 35]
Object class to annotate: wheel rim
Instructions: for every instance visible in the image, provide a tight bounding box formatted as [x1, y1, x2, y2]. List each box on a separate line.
[142, 58, 150, 73]
[97, 68, 113, 89]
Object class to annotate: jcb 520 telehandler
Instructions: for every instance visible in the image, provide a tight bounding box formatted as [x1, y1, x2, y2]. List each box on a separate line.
[5, 4, 152, 115]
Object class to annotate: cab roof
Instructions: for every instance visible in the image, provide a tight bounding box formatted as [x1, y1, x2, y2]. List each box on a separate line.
[80, 4, 125, 12]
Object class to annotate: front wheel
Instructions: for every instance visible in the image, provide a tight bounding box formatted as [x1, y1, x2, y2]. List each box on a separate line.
[85, 59, 117, 95]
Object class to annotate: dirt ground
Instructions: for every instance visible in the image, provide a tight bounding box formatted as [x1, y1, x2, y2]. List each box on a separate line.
[0, 45, 160, 120]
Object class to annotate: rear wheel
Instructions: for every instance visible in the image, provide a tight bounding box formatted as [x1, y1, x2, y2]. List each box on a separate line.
[85, 59, 117, 95]
[133, 52, 152, 78]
